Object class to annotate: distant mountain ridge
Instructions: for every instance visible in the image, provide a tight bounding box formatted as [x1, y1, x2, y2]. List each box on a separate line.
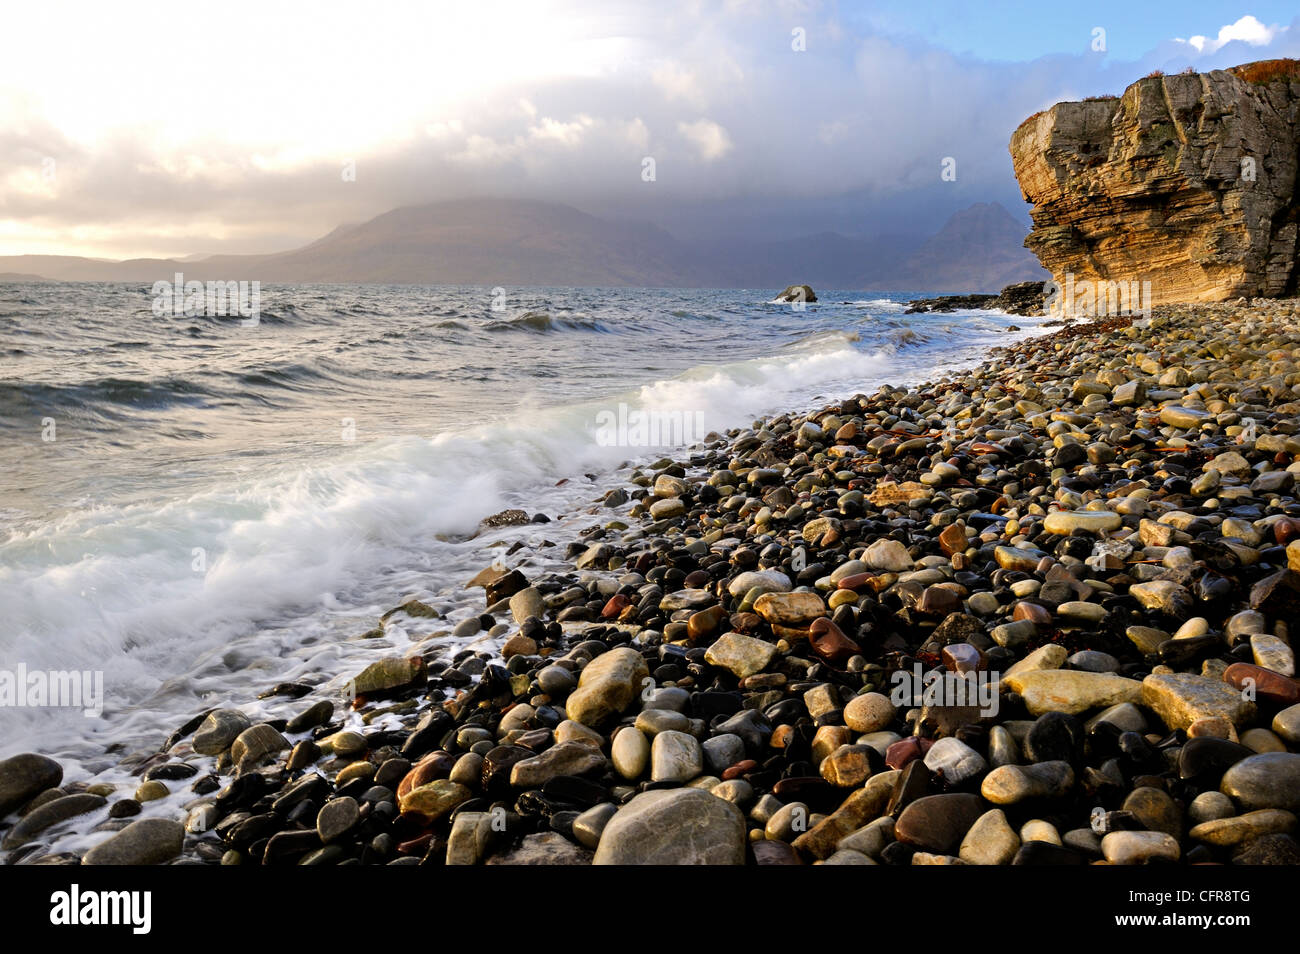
[0, 198, 1046, 292]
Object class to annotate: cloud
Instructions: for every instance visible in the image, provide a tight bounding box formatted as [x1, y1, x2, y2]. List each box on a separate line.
[1175, 15, 1282, 55]
[652, 62, 706, 107]
[677, 119, 733, 161]
[1, 2, 1297, 257]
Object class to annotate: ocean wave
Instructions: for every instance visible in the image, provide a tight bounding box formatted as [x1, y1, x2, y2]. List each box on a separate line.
[845, 298, 906, 311]
[484, 311, 612, 334]
[0, 336, 903, 759]
[0, 284, 1031, 765]
[786, 328, 862, 351]
[888, 328, 929, 348]
[0, 376, 215, 413]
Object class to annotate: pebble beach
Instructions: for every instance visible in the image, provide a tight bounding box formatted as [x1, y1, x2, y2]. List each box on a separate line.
[5, 298, 1300, 866]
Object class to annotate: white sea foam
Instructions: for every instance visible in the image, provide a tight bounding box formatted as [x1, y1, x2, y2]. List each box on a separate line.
[0, 338, 897, 762]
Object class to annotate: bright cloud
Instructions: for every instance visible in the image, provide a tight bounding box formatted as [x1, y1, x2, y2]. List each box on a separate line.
[677, 119, 734, 161]
[1176, 14, 1282, 54]
[0, 2, 1296, 258]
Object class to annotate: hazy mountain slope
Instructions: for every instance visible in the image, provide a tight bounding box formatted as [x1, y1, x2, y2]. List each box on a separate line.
[881, 202, 1048, 291]
[0, 199, 1047, 290]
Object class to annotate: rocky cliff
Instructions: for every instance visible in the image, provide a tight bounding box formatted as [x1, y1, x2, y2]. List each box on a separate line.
[1010, 59, 1300, 305]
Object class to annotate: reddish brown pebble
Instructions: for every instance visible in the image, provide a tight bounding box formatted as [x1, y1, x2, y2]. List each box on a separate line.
[939, 523, 968, 557]
[894, 793, 985, 853]
[916, 586, 960, 617]
[809, 617, 862, 664]
[722, 759, 759, 780]
[836, 572, 874, 591]
[1274, 518, 1300, 546]
[601, 594, 632, 619]
[687, 604, 727, 641]
[397, 832, 433, 855]
[885, 736, 933, 771]
[769, 724, 796, 750]
[1012, 601, 1052, 625]
[1223, 663, 1300, 707]
[397, 751, 454, 799]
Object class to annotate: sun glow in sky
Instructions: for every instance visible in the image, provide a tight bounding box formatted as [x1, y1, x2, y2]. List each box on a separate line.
[1, 1, 1297, 258]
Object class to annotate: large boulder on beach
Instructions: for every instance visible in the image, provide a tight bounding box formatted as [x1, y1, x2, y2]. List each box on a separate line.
[349, 655, 427, 698]
[593, 788, 746, 864]
[0, 753, 63, 819]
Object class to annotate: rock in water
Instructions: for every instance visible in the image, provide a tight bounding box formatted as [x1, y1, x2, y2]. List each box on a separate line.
[2, 793, 106, 849]
[774, 284, 817, 304]
[192, 709, 251, 755]
[0, 753, 63, 819]
[593, 789, 746, 865]
[82, 818, 185, 865]
[349, 656, 426, 698]
[509, 586, 545, 624]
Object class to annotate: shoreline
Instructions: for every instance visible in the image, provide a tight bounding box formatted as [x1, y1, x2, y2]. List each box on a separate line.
[5, 298, 1300, 865]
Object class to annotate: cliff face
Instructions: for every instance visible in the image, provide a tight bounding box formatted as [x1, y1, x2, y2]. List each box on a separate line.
[1010, 60, 1300, 305]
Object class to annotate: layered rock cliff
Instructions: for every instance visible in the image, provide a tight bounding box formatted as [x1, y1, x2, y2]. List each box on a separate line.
[1010, 59, 1300, 305]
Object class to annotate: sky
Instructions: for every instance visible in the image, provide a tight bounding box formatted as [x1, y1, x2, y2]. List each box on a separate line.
[1, 1, 1298, 258]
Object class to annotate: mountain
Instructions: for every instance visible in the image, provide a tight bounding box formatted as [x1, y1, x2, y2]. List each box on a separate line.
[202, 199, 716, 286]
[879, 202, 1048, 291]
[0, 199, 1047, 291]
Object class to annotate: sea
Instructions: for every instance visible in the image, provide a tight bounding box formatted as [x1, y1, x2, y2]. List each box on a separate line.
[0, 282, 1049, 776]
